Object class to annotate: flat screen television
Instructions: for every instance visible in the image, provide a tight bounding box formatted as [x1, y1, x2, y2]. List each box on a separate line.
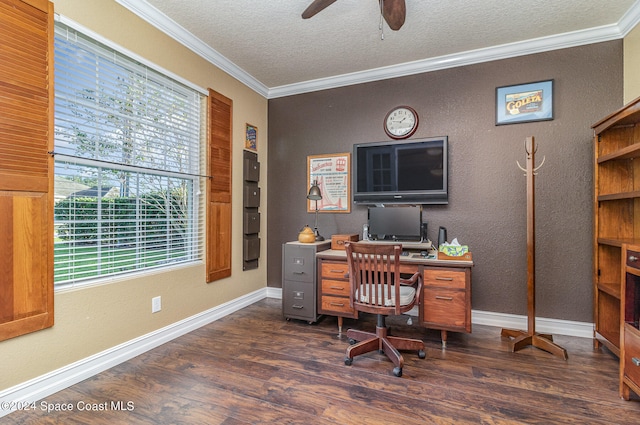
[353, 136, 448, 205]
[367, 205, 423, 242]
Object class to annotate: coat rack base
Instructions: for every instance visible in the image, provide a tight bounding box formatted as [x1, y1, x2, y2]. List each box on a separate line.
[501, 328, 568, 360]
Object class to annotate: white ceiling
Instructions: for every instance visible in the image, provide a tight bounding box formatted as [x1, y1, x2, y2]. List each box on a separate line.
[116, 0, 640, 98]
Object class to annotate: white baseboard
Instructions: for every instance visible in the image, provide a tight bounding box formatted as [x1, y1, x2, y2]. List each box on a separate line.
[270, 287, 594, 338]
[0, 287, 268, 418]
[471, 310, 594, 339]
[0, 286, 594, 418]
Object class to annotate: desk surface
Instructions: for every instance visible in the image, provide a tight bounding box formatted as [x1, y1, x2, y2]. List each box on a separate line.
[316, 248, 474, 267]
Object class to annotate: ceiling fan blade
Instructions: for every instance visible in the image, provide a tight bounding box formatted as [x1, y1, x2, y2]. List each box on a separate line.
[382, 0, 406, 30]
[302, 0, 338, 19]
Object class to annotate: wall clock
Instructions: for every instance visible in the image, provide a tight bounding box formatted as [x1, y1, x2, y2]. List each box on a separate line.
[384, 106, 419, 139]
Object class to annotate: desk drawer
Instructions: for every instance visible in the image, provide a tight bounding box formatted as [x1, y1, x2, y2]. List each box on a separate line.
[322, 279, 350, 296]
[321, 262, 349, 279]
[423, 269, 466, 289]
[422, 288, 467, 328]
[321, 295, 352, 314]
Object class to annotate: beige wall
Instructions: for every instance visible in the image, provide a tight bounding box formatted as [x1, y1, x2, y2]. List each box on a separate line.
[625, 24, 640, 103]
[0, 0, 268, 390]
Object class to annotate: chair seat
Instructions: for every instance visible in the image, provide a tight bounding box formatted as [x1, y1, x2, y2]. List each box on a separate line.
[357, 284, 415, 307]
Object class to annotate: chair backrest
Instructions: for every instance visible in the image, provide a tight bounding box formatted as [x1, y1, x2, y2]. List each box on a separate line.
[345, 242, 417, 316]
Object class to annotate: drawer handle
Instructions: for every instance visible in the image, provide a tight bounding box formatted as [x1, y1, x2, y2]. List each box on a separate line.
[329, 269, 343, 273]
[293, 271, 305, 275]
[330, 302, 345, 307]
[435, 296, 454, 301]
[292, 305, 304, 309]
[435, 276, 454, 281]
[633, 357, 640, 367]
[330, 286, 344, 290]
[630, 256, 639, 262]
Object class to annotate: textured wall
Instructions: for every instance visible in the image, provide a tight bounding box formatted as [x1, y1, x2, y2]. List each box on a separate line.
[268, 41, 623, 322]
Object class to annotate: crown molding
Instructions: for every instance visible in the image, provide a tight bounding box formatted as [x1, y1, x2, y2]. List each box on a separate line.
[115, 0, 270, 98]
[117, 0, 639, 100]
[268, 23, 623, 98]
[618, 0, 640, 36]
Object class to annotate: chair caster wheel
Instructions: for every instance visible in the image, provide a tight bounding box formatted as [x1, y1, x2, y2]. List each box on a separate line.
[393, 367, 402, 377]
[348, 338, 357, 345]
[418, 349, 426, 359]
[345, 357, 353, 366]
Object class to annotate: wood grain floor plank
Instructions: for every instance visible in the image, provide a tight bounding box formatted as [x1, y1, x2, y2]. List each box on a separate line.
[3, 298, 640, 424]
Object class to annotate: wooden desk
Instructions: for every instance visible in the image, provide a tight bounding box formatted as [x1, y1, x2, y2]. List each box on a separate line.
[316, 249, 473, 347]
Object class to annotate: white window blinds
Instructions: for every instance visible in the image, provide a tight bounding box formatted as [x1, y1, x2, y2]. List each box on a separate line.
[53, 22, 204, 287]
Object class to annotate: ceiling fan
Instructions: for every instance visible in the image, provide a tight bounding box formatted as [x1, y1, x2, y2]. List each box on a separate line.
[302, 0, 406, 31]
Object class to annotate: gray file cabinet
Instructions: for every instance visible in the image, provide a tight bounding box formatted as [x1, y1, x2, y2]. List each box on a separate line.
[282, 240, 330, 323]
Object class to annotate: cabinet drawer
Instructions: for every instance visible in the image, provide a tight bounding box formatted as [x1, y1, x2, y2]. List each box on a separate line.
[321, 295, 353, 315]
[422, 288, 467, 328]
[624, 324, 640, 385]
[322, 279, 350, 296]
[283, 245, 316, 282]
[283, 280, 315, 320]
[423, 269, 466, 289]
[321, 262, 349, 279]
[627, 250, 640, 269]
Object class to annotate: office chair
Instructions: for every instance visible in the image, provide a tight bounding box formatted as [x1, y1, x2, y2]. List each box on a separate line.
[343, 242, 425, 377]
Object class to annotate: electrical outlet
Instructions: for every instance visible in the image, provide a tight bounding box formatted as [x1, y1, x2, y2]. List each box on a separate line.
[152, 296, 161, 313]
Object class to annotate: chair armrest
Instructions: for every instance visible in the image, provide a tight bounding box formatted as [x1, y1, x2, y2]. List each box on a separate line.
[400, 272, 422, 306]
[399, 271, 420, 286]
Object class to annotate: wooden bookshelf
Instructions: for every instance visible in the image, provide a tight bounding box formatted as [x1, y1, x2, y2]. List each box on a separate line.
[592, 96, 640, 356]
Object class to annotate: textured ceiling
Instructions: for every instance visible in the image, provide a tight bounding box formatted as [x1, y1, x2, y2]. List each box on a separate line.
[121, 0, 639, 96]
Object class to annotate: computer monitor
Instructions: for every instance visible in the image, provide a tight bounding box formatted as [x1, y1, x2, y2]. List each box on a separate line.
[367, 205, 423, 242]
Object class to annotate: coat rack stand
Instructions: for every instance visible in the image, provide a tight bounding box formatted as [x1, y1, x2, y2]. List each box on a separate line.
[500, 136, 568, 360]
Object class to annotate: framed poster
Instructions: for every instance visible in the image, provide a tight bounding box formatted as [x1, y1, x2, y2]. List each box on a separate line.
[307, 153, 351, 213]
[245, 123, 257, 151]
[496, 80, 554, 125]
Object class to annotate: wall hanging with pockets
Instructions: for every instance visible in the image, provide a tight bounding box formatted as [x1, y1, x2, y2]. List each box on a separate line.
[243, 150, 260, 270]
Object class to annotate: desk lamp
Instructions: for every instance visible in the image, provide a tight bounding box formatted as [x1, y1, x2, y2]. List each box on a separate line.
[307, 180, 325, 241]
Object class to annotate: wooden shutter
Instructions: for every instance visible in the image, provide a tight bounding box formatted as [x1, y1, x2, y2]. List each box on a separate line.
[206, 89, 232, 282]
[0, 0, 54, 340]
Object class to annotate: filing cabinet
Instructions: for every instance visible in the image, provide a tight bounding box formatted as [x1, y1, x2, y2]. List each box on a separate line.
[282, 241, 330, 323]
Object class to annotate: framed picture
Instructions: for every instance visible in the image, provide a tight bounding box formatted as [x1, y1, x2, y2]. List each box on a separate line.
[307, 153, 351, 213]
[245, 123, 257, 151]
[496, 80, 554, 125]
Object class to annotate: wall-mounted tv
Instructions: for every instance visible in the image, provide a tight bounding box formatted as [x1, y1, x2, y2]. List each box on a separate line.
[353, 136, 448, 205]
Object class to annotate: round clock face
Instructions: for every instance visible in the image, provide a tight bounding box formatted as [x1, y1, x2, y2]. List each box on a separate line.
[384, 106, 418, 139]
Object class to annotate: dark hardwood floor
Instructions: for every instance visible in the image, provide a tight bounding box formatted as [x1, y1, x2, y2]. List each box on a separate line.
[5, 298, 640, 424]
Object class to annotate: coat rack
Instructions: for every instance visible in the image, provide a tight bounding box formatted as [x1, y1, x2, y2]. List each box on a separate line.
[500, 136, 568, 360]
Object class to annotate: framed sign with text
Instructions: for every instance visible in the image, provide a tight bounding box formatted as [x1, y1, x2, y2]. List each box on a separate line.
[496, 80, 554, 125]
[307, 153, 351, 213]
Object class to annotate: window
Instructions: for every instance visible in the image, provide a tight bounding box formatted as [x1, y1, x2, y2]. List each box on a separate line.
[53, 22, 204, 287]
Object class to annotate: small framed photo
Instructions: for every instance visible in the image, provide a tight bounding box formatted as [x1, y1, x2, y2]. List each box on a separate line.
[245, 123, 257, 151]
[496, 80, 554, 125]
